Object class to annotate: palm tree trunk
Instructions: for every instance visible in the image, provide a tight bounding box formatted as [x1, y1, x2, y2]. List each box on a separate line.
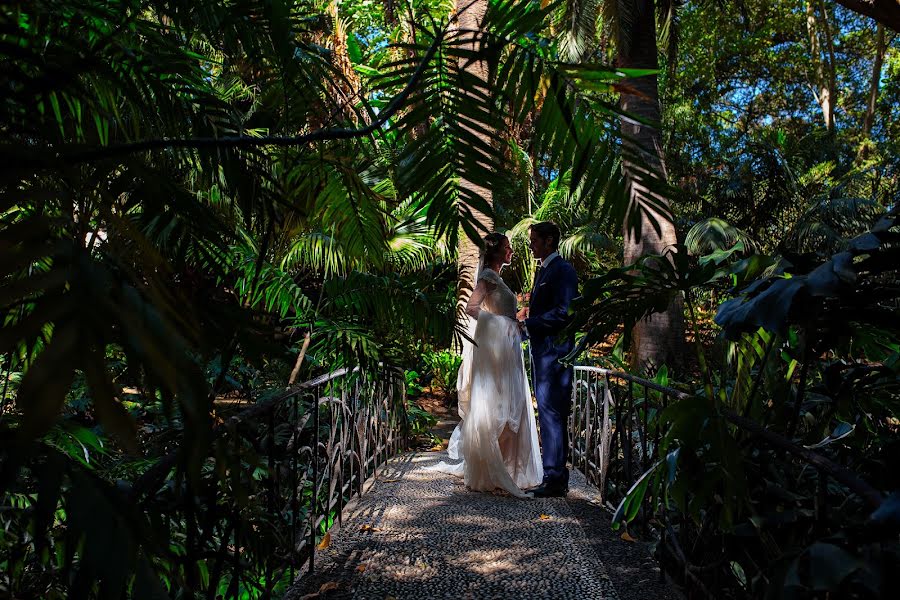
[454, 0, 493, 329]
[617, 0, 684, 372]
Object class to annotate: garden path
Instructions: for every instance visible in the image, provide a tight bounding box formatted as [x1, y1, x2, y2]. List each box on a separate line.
[287, 450, 676, 600]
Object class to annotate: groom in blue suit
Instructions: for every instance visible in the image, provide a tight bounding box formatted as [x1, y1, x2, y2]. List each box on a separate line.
[518, 222, 578, 497]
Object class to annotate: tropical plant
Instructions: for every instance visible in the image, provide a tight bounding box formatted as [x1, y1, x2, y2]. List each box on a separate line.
[424, 349, 463, 397]
[572, 197, 899, 597]
[0, 0, 653, 597]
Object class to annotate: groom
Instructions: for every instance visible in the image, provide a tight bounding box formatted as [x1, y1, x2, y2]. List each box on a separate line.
[518, 222, 578, 498]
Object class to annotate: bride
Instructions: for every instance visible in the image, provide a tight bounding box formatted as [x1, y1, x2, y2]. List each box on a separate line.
[427, 233, 543, 498]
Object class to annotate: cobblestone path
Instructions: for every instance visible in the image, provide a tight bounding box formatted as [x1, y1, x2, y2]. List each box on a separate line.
[288, 452, 676, 600]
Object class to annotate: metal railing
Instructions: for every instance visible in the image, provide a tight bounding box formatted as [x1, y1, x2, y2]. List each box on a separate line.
[526, 346, 888, 524]
[568, 365, 884, 521]
[158, 365, 408, 598]
[569, 367, 686, 512]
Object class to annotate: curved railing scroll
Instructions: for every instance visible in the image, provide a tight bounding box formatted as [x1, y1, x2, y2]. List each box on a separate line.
[569, 366, 884, 515]
[160, 366, 407, 598]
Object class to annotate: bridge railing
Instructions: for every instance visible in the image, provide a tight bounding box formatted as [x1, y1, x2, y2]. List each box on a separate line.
[158, 365, 408, 598]
[568, 365, 884, 522]
[569, 367, 686, 512]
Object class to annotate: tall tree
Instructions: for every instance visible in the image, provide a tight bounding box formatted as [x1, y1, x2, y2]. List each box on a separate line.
[617, 0, 684, 371]
[806, 0, 838, 131]
[454, 0, 494, 325]
[863, 23, 887, 138]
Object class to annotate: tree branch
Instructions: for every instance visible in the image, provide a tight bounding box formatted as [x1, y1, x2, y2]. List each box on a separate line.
[833, 0, 900, 33]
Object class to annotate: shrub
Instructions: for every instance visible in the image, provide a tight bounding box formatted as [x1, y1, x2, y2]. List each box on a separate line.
[424, 350, 462, 398]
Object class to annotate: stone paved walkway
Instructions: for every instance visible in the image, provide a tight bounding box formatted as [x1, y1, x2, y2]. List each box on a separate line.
[288, 452, 677, 600]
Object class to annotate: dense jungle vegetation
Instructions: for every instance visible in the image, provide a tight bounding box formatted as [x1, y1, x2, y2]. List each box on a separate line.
[1, 0, 898, 598]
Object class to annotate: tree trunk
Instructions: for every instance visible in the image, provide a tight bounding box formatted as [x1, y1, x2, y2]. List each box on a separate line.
[307, 1, 363, 129]
[616, 0, 684, 373]
[818, 0, 838, 131]
[863, 23, 886, 138]
[806, 0, 836, 132]
[454, 0, 493, 327]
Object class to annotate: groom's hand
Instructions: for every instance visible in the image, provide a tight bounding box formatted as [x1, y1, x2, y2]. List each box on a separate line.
[516, 306, 529, 321]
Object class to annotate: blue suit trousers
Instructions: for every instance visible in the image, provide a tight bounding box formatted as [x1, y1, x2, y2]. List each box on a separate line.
[531, 341, 573, 487]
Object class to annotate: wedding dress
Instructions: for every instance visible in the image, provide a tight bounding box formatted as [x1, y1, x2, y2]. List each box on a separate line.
[427, 268, 543, 498]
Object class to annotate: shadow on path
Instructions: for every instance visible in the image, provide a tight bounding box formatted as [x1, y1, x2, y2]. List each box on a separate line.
[287, 451, 677, 600]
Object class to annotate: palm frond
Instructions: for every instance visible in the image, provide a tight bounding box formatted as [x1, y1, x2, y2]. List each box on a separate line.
[685, 218, 758, 255]
[558, 0, 602, 62]
[787, 197, 885, 255]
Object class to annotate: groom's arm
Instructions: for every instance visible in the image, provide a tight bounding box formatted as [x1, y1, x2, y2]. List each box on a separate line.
[523, 264, 578, 338]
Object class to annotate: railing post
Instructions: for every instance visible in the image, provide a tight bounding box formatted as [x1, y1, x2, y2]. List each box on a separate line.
[584, 370, 592, 480]
[232, 429, 241, 598]
[601, 372, 612, 499]
[267, 410, 276, 513]
[625, 379, 634, 486]
[355, 378, 363, 497]
[641, 384, 649, 474]
[337, 382, 346, 527]
[611, 374, 622, 498]
[290, 395, 298, 582]
[309, 384, 319, 574]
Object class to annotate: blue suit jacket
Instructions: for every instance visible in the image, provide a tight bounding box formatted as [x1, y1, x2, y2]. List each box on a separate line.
[525, 256, 578, 358]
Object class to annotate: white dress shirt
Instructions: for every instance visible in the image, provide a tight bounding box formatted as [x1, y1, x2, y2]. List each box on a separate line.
[538, 251, 559, 272]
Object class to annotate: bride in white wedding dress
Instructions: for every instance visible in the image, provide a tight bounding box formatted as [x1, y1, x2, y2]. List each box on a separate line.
[426, 233, 543, 498]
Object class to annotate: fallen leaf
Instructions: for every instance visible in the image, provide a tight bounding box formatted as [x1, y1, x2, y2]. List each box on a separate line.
[379, 478, 401, 483]
[539, 514, 552, 520]
[356, 564, 367, 572]
[620, 531, 637, 543]
[316, 532, 331, 550]
[360, 524, 382, 532]
[428, 444, 443, 451]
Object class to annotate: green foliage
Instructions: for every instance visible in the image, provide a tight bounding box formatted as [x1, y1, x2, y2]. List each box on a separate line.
[406, 400, 438, 440]
[577, 203, 900, 597]
[423, 349, 462, 398]
[1, 0, 641, 597]
[405, 370, 425, 398]
[6, 0, 895, 597]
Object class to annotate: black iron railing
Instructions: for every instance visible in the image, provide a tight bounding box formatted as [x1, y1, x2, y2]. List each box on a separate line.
[162, 365, 407, 598]
[568, 366, 883, 518]
[570, 367, 686, 510]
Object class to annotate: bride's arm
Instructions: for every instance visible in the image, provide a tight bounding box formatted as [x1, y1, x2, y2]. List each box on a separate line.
[465, 279, 495, 319]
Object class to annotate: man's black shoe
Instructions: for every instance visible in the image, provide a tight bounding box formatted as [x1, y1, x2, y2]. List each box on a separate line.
[528, 482, 568, 498]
